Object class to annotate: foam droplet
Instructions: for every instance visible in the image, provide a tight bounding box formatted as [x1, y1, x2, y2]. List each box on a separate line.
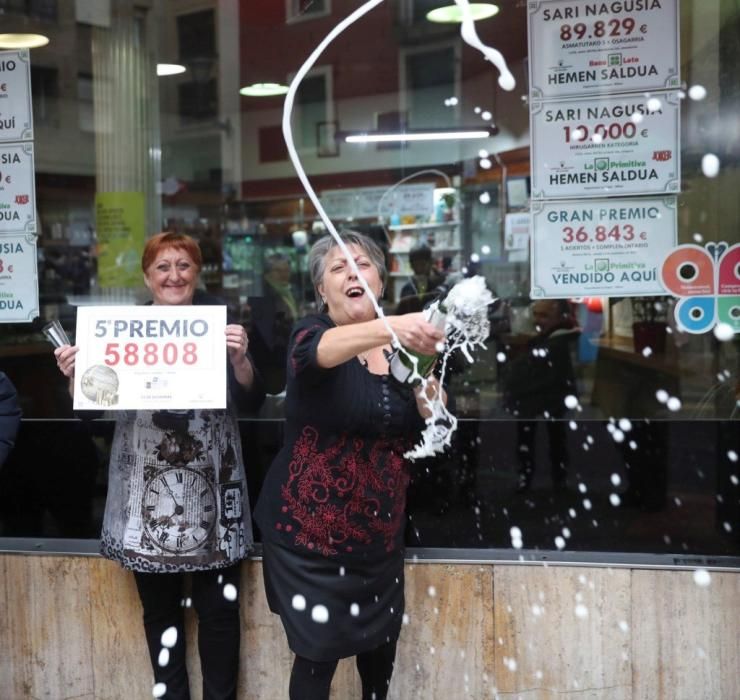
[701, 153, 720, 178]
[498, 73, 516, 91]
[160, 627, 178, 649]
[158, 648, 170, 667]
[693, 569, 711, 587]
[667, 396, 682, 412]
[713, 323, 734, 342]
[311, 604, 330, 623]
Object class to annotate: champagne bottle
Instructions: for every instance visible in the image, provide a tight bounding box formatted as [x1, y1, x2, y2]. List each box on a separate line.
[389, 302, 447, 384]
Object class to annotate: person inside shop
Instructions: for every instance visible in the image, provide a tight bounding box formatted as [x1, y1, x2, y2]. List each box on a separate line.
[502, 298, 580, 492]
[247, 253, 300, 394]
[395, 243, 447, 315]
[0, 371, 21, 468]
[54, 232, 264, 700]
[254, 231, 446, 700]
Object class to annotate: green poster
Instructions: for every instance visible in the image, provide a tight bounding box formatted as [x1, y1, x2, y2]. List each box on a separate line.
[95, 191, 146, 287]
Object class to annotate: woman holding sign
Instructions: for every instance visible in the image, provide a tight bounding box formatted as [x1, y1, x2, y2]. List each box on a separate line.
[54, 232, 264, 700]
[255, 231, 446, 700]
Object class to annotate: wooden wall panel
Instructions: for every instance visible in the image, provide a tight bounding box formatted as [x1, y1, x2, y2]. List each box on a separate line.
[392, 563, 495, 698]
[0, 554, 95, 700]
[493, 565, 631, 699]
[631, 570, 740, 700]
[87, 558, 153, 700]
[0, 554, 738, 700]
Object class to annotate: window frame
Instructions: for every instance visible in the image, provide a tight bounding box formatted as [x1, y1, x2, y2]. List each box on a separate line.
[285, 0, 331, 24]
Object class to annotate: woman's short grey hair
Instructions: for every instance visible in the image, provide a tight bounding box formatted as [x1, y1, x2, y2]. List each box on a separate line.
[308, 230, 387, 311]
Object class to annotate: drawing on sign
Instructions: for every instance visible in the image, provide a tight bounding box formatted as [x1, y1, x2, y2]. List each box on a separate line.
[661, 242, 740, 335]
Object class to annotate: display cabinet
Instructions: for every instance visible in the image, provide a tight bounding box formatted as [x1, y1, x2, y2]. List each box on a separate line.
[386, 189, 461, 303]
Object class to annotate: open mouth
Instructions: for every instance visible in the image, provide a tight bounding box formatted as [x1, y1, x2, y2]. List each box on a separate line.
[346, 286, 365, 298]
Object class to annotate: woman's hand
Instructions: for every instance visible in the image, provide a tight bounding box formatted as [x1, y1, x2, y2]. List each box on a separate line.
[388, 312, 445, 356]
[225, 324, 255, 388]
[225, 323, 249, 364]
[54, 344, 79, 379]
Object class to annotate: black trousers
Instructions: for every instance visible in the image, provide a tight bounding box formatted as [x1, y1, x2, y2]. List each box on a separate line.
[133, 564, 241, 700]
[289, 639, 398, 700]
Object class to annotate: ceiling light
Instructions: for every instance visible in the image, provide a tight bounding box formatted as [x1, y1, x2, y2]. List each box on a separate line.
[240, 82, 290, 97]
[345, 129, 494, 144]
[426, 3, 499, 24]
[0, 33, 49, 49]
[157, 63, 186, 76]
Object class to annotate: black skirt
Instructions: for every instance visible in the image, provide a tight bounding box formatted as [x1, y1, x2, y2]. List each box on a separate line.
[262, 537, 405, 662]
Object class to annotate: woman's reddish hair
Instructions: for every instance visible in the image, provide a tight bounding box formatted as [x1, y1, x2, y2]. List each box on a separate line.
[141, 232, 203, 272]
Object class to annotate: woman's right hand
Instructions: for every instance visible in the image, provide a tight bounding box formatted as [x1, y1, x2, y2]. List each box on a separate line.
[388, 312, 445, 356]
[54, 344, 79, 379]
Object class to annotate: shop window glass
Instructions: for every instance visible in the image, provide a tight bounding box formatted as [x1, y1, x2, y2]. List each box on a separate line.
[0, 0, 737, 566]
[287, 0, 329, 23]
[404, 45, 456, 130]
[76, 73, 93, 132]
[0, 0, 56, 20]
[295, 70, 329, 151]
[30, 65, 58, 126]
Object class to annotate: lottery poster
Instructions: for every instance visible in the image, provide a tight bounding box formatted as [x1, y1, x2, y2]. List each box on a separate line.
[73, 305, 227, 410]
[528, 0, 680, 100]
[530, 91, 681, 200]
[0, 233, 38, 322]
[530, 196, 677, 297]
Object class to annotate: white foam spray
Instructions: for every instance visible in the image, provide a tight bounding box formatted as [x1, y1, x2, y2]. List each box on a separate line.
[282, 0, 512, 458]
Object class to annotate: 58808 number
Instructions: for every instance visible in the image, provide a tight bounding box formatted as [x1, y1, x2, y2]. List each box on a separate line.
[104, 342, 198, 366]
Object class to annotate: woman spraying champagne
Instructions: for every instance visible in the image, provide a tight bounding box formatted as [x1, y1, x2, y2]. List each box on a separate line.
[255, 231, 446, 700]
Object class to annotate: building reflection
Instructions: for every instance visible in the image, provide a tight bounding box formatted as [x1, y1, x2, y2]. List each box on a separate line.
[0, 0, 736, 563]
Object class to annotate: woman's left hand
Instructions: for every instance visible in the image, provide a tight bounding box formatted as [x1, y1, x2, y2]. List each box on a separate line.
[225, 324, 249, 367]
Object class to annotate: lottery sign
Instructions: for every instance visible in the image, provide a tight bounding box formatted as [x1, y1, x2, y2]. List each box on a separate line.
[0, 233, 38, 322]
[0, 49, 33, 143]
[531, 196, 677, 297]
[528, 0, 680, 100]
[73, 305, 227, 410]
[530, 91, 680, 200]
[0, 142, 36, 233]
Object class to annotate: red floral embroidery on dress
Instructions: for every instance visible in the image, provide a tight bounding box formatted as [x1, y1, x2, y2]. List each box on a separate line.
[279, 425, 409, 556]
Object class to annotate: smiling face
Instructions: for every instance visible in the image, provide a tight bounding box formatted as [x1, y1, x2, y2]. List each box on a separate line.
[318, 243, 383, 325]
[144, 247, 200, 306]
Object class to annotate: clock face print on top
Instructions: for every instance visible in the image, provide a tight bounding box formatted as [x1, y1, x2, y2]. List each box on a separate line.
[143, 466, 217, 554]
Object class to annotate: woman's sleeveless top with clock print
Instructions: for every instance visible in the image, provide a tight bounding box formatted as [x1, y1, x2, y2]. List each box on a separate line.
[101, 405, 251, 573]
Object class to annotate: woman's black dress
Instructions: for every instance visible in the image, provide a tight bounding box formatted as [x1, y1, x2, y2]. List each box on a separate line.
[254, 314, 424, 661]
